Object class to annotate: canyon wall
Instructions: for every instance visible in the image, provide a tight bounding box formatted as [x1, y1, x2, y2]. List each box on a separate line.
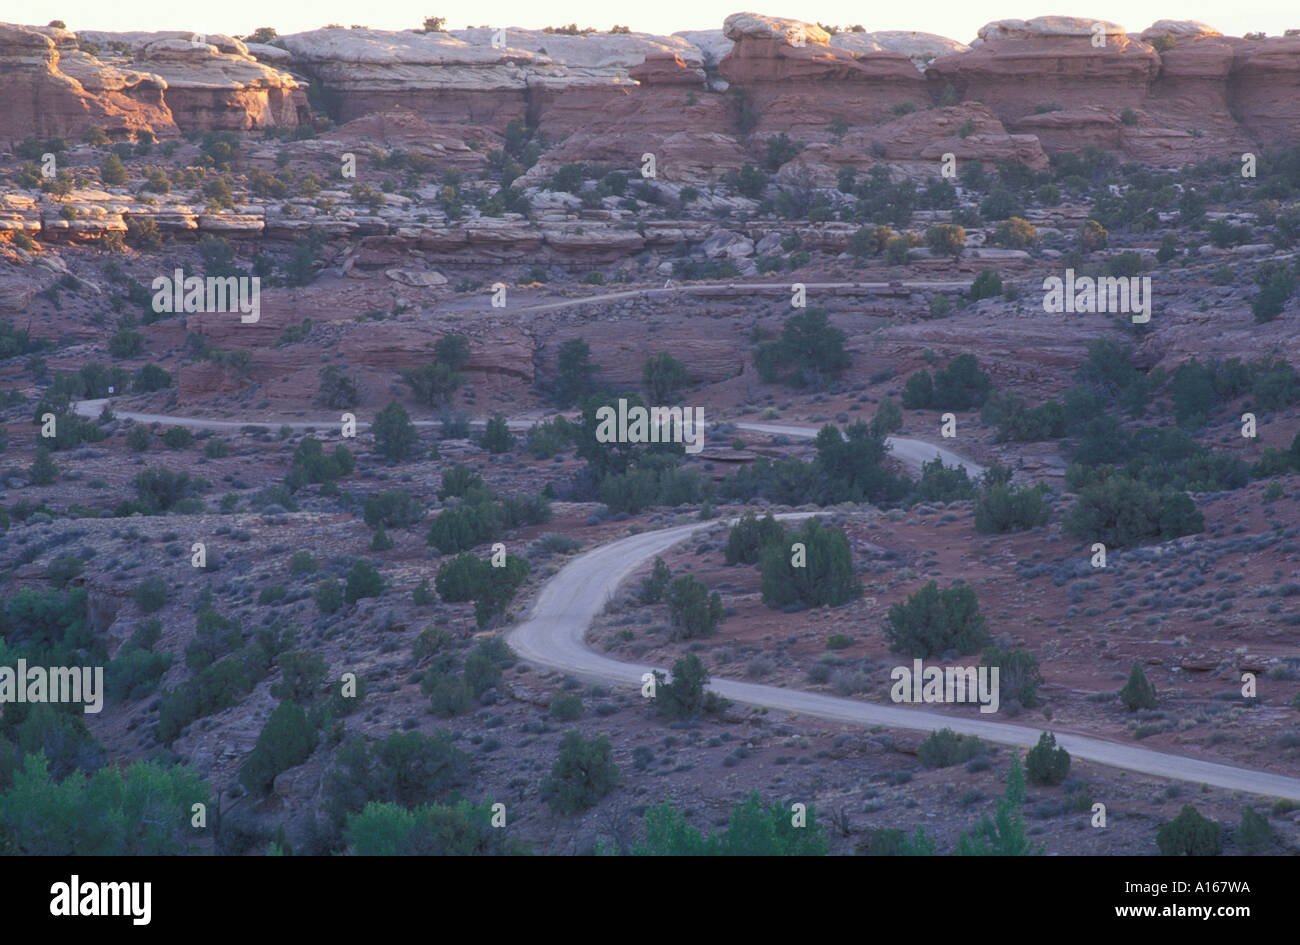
[3, 14, 1300, 166]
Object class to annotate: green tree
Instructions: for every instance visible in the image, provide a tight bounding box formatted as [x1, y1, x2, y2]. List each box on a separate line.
[1156, 805, 1223, 856]
[481, 413, 515, 453]
[373, 401, 418, 461]
[1119, 661, 1157, 710]
[315, 579, 343, 614]
[401, 362, 463, 407]
[885, 580, 988, 658]
[131, 576, 167, 613]
[344, 800, 515, 855]
[982, 645, 1043, 706]
[969, 270, 1002, 301]
[0, 753, 208, 855]
[239, 701, 318, 793]
[638, 556, 672, 604]
[363, 489, 423, 529]
[665, 575, 725, 641]
[654, 653, 725, 720]
[552, 338, 600, 407]
[636, 792, 828, 856]
[539, 731, 620, 815]
[1237, 806, 1273, 854]
[101, 152, 128, 186]
[725, 511, 786, 565]
[753, 308, 850, 388]
[317, 365, 358, 409]
[973, 481, 1049, 533]
[29, 444, 58, 485]
[344, 560, 385, 604]
[925, 224, 966, 259]
[759, 517, 861, 609]
[1024, 731, 1071, 785]
[955, 755, 1042, 856]
[641, 352, 691, 402]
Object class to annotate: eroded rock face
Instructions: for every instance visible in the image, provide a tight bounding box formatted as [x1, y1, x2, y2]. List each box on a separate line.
[717, 13, 929, 137]
[1229, 35, 1300, 147]
[128, 37, 305, 131]
[927, 16, 1300, 162]
[0, 23, 174, 141]
[0, 23, 304, 139]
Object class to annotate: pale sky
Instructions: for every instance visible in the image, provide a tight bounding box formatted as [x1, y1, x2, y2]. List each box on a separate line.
[20, 2, 1300, 44]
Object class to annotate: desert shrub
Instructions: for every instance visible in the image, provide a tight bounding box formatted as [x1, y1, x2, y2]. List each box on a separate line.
[982, 645, 1043, 706]
[641, 351, 692, 402]
[131, 576, 167, 613]
[1156, 805, 1222, 856]
[317, 365, 358, 409]
[638, 557, 672, 604]
[760, 517, 861, 609]
[131, 467, 205, 513]
[238, 701, 318, 793]
[1065, 475, 1202, 547]
[539, 731, 620, 815]
[969, 270, 1003, 301]
[162, 426, 192, 449]
[315, 580, 343, 614]
[1119, 661, 1157, 711]
[665, 576, 725, 641]
[372, 401, 419, 461]
[132, 363, 172, 393]
[925, 224, 966, 258]
[1025, 731, 1071, 785]
[549, 694, 583, 721]
[480, 414, 515, 453]
[885, 581, 988, 658]
[980, 392, 1067, 441]
[919, 729, 988, 769]
[725, 511, 786, 565]
[363, 489, 423, 529]
[551, 338, 600, 407]
[753, 308, 850, 388]
[636, 791, 829, 856]
[426, 504, 500, 554]
[974, 481, 1050, 533]
[913, 456, 975, 503]
[871, 398, 903, 434]
[524, 416, 574, 458]
[343, 560, 385, 604]
[654, 653, 725, 720]
[1237, 807, 1273, 854]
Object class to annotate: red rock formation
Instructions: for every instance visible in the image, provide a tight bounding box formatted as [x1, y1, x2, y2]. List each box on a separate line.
[1229, 35, 1300, 147]
[0, 23, 174, 142]
[717, 13, 929, 137]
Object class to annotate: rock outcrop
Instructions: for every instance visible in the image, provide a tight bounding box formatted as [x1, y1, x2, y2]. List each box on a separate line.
[718, 13, 929, 136]
[0, 23, 172, 142]
[0, 23, 304, 141]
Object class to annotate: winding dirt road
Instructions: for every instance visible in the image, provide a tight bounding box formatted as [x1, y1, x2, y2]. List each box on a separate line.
[507, 513, 1300, 802]
[71, 399, 1300, 798]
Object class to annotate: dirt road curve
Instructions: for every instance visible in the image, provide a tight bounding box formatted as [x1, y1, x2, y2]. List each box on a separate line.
[71, 399, 1299, 798]
[507, 514, 1300, 802]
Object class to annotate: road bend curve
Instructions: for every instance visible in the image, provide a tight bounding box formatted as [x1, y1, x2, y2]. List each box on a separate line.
[71, 400, 1300, 797]
[507, 513, 1300, 803]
